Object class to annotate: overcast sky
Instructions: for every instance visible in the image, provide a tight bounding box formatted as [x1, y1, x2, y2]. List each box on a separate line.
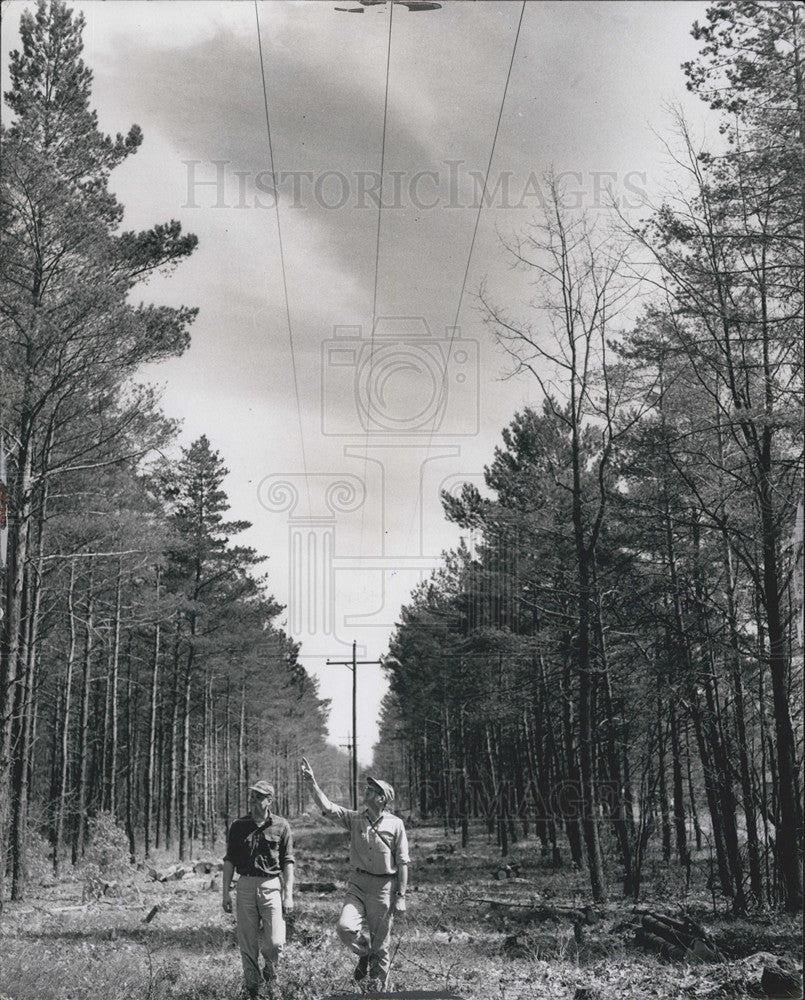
[2, 0, 711, 765]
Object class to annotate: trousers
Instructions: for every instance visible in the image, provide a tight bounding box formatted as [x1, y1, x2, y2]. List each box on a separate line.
[336, 870, 395, 979]
[235, 875, 285, 990]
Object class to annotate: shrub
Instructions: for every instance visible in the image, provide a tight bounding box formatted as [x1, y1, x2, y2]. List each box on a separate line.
[25, 826, 53, 885]
[80, 811, 133, 899]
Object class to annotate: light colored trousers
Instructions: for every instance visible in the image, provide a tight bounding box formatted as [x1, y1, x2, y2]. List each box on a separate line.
[337, 871, 395, 979]
[235, 875, 285, 990]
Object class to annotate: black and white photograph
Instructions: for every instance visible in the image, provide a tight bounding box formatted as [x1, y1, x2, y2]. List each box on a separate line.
[0, 1, 802, 998]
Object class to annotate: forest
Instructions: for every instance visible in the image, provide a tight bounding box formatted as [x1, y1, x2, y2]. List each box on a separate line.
[0, 0, 335, 905]
[372, 0, 804, 917]
[0, 0, 803, 952]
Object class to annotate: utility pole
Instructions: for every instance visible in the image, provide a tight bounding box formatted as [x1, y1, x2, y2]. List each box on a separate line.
[339, 735, 353, 802]
[327, 641, 382, 809]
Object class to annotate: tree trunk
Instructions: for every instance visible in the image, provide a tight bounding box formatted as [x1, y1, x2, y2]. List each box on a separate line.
[224, 679, 231, 831]
[10, 528, 37, 900]
[108, 559, 123, 819]
[73, 560, 95, 865]
[11, 463, 50, 899]
[178, 645, 194, 861]
[575, 558, 606, 901]
[202, 669, 210, 849]
[668, 700, 690, 871]
[165, 621, 181, 852]
[124, 633, 136, 861]
[0, 424, 33, 904]
[760, 477, 804, 909]
[238, 683, 246, 817]
[559, 649, 584, 867]
[657, 702, 672, 865]
[53, 560, 78, 875]
[144, 569, 161, 858]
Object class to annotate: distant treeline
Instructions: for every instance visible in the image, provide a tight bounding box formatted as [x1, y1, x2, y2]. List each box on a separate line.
[0, 0, 332, 901]
[373, 2, 804, 914]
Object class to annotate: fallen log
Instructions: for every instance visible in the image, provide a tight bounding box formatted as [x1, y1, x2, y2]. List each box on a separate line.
[640, 915, 697, 951]
[465, 897, 598, 925]
[297, 881, 338, 893]
[633, 910, 722, 963]
[635, 927, 686, 961]
[148, 864, 188, 883]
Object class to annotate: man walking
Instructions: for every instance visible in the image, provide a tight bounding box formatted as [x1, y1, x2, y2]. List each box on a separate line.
[223, 780, 295, 999]
[300, 756, 409, 992]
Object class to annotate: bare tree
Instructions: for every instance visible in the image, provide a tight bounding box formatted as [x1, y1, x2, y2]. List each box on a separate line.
[478, 174, 646, 901]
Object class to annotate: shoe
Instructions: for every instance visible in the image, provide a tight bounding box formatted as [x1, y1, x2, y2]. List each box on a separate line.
[365, 977, 386, 995]
[354, 955, 369, 982]
[244, 985, 271, 1000]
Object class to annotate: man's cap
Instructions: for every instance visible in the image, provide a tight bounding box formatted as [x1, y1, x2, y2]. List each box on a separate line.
[366, 776, 394, 804]
[249, 780, 275, 797]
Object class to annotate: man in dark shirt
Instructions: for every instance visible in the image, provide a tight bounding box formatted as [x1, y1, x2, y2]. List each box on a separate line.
[223, 780, 295, 999]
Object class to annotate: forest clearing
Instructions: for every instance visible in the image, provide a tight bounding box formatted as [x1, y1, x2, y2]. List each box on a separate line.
[0, 822, 801, 1000]
[1, 2, 803, 999]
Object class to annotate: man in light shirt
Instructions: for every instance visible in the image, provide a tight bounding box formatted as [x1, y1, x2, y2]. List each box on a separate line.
[301, 756, 409, 991]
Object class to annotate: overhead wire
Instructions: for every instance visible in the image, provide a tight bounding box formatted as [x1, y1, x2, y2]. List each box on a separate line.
[404, 0, 528, 550]
[252, 0, 526, 643]
[254, 0, 312, 517]
[448, 0, 527, 346]
[358, 0, 395, 560]
[371, 0, 395, 339]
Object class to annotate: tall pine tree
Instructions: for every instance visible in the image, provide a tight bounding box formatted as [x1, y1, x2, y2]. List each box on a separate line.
[0, 0, 197, 900]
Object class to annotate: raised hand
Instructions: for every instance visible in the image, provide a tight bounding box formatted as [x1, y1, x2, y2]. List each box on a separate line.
[300, 756, 315, 782]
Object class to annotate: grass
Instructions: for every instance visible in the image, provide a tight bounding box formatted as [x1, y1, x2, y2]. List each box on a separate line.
[1, 822, 801, 1000]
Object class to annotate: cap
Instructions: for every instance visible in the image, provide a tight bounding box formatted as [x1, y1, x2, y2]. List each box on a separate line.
[366, 776, 395, 804]
[249, 780, 275, 797]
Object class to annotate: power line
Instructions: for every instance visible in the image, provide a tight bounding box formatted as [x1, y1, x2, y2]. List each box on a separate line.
[404, 0, 527, 549]
[371, 0, 394, 339]
[359, 0, 395, 558]
[449, 0, 527, 340]
[254, 0, 312, 517]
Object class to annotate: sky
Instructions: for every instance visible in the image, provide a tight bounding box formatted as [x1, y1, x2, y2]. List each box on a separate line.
[2, 0, 712, 765]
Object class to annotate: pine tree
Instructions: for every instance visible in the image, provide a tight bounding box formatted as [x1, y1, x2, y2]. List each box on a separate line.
[0, 0, 197, 901]
[636, 1, 805, 912]
[160, 437, 263, 858]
